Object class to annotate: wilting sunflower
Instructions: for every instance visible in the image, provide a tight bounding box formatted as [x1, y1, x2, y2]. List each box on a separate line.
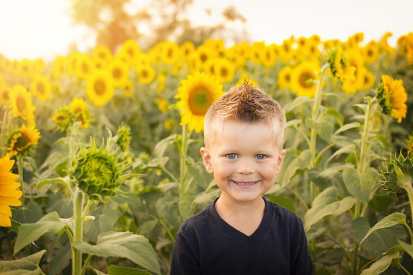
[376, 75, 407, 123]
[9, 85, 36, 125]
[7, 124, 41, 157]
[213, 58, 235, 84]
[278, 66, 293, 90]
[52, 106, 75, 132]
[0, 154, 22, 227]
[108, 58, 130, 88]
[86, 70, 115, 107]
[135, 64, 156, 85]
[31, 74, 51, 101]
[70, 98, 91, 129]
[175, 72, 224, 133]
[290, 62, 320, 98]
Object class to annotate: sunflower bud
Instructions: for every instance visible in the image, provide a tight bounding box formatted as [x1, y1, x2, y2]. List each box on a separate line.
[115, 124, 131, 152]
[71, 142, 125, 200]
[380, 152, 413, 198]
[52, 106, 75, 132]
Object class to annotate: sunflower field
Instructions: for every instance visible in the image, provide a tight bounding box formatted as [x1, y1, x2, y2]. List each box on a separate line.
[1, 32, 413, 274]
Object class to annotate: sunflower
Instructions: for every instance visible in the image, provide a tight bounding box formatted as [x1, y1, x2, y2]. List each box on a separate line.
[279, 39, 295, 63]
[16, 59, 35, 78]
[340, 50, 365, 94]
[261, 45, 277, 68]
[70, 98, 91, 129]
[67, 52, 82, 76]
[290, 62, 320, 98]
[0, 86, 11, 106]
[213, 58, 235, 84]
[51, 55, 69, 80]
[86, 70, 115, 107]
[278, 66, 293, 90]
[250, 42, 265, 64]
[76, 54, 94, 80]
[108, 58, 130, 88]
[196, 45, 213, 68]
[180, 41, 195, 60]
[9, 85, 36, 125]
[119, 39, 141, 66]
[157, 99, 170, 113]
[328, 48, 356, 84]
[380, 32, 394, 54]
[157, 73, 166, 92]
[235, 72, 258, 87]
[30, 74, 51, 101]
[360, 68, 375, 91]
[160, 41, 180, 66]
[135, 64, 156, 85]
[7, 124, 41, 157]
[164, 118, 176, 130]
[121, 80, 133, 98]
[322, 39, 342, 52]
[362, 41, 379, 63]
[377, 75, 407, 123]
[92, 45, 113, 63]
[175, 72, 224, 133]
[0, 154, 22, 227]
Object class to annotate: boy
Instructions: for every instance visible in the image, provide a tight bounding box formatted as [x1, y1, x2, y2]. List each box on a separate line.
[170, 82, 313, 274]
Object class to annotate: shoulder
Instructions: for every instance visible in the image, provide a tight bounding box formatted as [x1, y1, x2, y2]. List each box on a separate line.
[178, 203, 213, 236]
[265, 198, 304, 228]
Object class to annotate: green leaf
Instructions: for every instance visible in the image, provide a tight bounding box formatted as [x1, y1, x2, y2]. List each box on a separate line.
[72, 231, 160, 275]
[108, 265, 152, 275]
[0, 250, 46, 275]
[360, 252, 400, 275]
[304, 116, 334, 143]
[276, 149, 312, 188]
[397, 240, 413, 260]
[14, 212, 70, 254]
[326, 108, 344, 126]
[342, 167, 375, 203]
[284, 96, 311, 112]
[12, 200, 43, 224]
[368, 195, 394, 212]
[334, 122, 360, 135]
[138, 220, 158, 235]
[352, 217, 407, 255]
[37, 177, 72, 193]
[49, 242, 71, 275]
[285, 119, 302, 129]
[154, 134, 179, 158]
[360, 213, 407, 245]
[266, 195, 295, 212]
[326, 144, 356, 163]
[304, 187, 356, 232]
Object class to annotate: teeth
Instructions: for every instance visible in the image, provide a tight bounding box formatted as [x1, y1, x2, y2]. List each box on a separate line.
[235, 181, 257, 186]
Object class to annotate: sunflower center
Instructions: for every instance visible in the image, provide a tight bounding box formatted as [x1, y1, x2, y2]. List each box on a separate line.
[94, 80, 106, 95]
[285, 74, 291, 82]
[167, 48, 173, 58]
[220, 67, 228, 77]
[16, 96, 27, 112]
[200, 54, 207, 63]
[299, 72, 314, 88]
[113, 68, 122, 79]
[2, 91, 9, 100]
[82, 62, 90, 74]
[36, 82, 45, 95]
[141, 70, 148, 78]
[188, 88, 213, 116]
[14, 132, 31, 151]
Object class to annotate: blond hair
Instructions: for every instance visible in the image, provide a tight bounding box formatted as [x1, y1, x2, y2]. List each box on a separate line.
[204, 81, 286, 148]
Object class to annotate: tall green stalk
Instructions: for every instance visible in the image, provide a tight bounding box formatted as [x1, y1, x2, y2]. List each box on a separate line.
[17, 155, 25, 208]
[178, 124, 190, 221]
[309, 63, 329, 200]
[72, 189, 84, 275]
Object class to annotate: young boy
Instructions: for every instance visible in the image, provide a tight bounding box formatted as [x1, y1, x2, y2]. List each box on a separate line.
[170, 82, 313, 275]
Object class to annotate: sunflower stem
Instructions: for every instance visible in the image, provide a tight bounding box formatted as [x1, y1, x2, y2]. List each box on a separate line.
[72, 189, 84, 275]
[178, 124, 190, 221]
[309, 63, 329, 201]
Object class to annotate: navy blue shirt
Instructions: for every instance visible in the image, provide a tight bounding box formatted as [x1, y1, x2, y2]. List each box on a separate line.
[170, 197, 313, 275]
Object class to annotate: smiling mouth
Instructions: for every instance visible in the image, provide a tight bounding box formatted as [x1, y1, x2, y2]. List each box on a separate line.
[232, 180, 259, 186]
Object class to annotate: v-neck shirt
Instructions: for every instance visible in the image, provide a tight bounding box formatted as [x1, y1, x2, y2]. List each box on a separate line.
[170, 197, 313, 275]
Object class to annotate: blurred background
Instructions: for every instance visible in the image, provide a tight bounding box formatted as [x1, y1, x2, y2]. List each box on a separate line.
[1, 0, 412, 60]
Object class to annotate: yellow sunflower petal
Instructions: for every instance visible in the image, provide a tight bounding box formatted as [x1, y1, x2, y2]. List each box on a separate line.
[0, 212, 11, 227]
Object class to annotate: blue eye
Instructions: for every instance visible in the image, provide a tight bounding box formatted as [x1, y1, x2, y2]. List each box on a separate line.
[256, 154, 266, 160]
[227, 153, 238, 159]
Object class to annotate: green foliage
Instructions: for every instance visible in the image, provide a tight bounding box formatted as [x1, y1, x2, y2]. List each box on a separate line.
[0, 250, 46, 275]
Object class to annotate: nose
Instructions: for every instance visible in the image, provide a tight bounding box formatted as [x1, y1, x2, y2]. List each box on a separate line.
[236, 158, 254, 174]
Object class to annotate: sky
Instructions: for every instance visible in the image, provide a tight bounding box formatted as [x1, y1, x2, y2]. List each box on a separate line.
[0, 0, 412, 60]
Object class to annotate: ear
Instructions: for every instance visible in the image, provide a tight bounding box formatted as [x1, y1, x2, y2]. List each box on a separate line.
[275, 149, 286, 174]
[200, 147, 214, 174]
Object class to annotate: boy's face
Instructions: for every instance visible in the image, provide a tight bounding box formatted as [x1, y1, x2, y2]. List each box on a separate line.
[200, 119, 285, 204]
